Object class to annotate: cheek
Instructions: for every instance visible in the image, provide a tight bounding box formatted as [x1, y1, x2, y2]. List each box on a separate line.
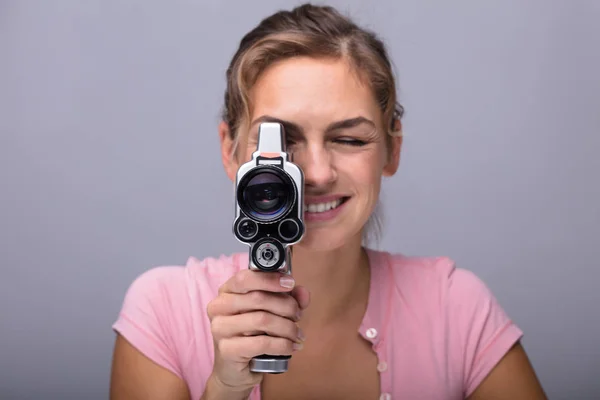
[336, 150, 385, 183]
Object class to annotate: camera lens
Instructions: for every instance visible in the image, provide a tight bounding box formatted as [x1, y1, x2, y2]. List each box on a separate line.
[278, 219, 300, 241]
[238, 167, 295, 222]
[246, 173, 286, 213]
[237, 218, 258, 240]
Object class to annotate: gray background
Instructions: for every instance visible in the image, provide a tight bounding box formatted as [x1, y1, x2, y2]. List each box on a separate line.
[1, 0, 598, 399]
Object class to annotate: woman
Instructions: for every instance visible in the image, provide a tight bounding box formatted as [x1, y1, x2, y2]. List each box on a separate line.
[110, 4, 546, 400]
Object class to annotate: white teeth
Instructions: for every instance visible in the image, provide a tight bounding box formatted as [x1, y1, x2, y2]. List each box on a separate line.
[304, 199, 343, 213]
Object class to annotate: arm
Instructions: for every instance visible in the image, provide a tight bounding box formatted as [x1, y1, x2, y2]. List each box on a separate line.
[467, 341, 547, 400]
[109, 333, 190, 400]
[110, 334, 254, 400]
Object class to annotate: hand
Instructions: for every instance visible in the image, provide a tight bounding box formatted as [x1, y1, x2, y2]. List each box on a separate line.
[205, 269, 310, 394]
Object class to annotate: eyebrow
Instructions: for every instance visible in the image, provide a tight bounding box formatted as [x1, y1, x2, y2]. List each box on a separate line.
[250, 115, 376, 136]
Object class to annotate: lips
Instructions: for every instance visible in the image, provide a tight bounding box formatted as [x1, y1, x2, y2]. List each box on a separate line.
[303, 196, 349, 214]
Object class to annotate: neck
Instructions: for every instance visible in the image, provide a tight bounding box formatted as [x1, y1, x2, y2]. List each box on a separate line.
[290, 233, 371, 329]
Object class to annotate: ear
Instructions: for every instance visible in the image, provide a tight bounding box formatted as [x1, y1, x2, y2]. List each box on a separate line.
[383, 128, 403, 177]
[218, 120, 238, 182]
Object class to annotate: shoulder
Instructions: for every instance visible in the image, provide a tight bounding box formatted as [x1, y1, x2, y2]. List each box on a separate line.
[377, 249, 516, 326]
[118, 252, 247, 306]
[373, 249, 496, 303]
[372, 249, 523, 396]
[111, 252, 247, 379]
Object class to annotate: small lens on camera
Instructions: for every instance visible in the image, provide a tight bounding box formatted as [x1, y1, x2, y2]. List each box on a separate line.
[262, 248, 274, 260]
[254, 241, 281, 270]
[278, 219, 300, 241]
[237, 218, 258, 240]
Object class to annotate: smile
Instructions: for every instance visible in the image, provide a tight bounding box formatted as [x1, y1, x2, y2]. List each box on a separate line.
[303, 197, 349, 214]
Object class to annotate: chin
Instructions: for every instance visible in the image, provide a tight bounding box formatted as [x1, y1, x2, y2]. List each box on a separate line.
[295, 225, 362, 252]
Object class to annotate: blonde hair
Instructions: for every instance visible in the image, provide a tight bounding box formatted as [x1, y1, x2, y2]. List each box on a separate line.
[221, 3, 404, 246]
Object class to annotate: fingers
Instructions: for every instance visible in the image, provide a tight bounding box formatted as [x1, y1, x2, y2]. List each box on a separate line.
[217, 335, 300, 362]
[290, 285, 311, 311]
[207, 270, 309, 389]
[218, 269, 297, 295]
[207, 269, 310, 363]
[207, 290, 301, 322]
[211, 311, 303, 344]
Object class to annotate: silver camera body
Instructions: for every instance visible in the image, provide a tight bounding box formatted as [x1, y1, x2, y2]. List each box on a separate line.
[232, 122, 305, 374]
[233, 122, 305, 274]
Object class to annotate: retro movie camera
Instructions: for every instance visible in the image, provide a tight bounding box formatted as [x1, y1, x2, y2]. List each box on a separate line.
[232, 122, 305, 374]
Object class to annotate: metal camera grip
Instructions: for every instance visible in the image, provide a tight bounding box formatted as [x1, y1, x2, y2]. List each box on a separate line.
[249, 246, 294, 374]
[250, 354, 291, 374]
[234, 122, 304, 375]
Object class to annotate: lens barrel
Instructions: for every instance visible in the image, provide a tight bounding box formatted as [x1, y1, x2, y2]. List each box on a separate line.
[237, 166, 296, 223]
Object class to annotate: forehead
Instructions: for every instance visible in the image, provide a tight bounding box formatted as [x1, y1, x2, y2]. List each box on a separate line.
[249, 57, 381, 128]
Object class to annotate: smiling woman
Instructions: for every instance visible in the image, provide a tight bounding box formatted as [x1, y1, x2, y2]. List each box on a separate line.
[233, 56, 397, 251]
[109, 3, 547, 400]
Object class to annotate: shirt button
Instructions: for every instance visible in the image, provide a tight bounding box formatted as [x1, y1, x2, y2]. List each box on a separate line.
[366, 328, 378, 339]
[377, 361, 388, 372]
[380, 393, 392, 400]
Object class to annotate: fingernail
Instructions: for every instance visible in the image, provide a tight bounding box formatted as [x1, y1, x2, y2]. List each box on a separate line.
[293, 342, 304, 351]
[297, 327, 305, 342]
[296, 309, 303, 320]
[280, 276, 295, 289]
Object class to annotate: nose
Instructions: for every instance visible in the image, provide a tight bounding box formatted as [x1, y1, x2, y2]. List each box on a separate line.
[295, 142, 336, 189]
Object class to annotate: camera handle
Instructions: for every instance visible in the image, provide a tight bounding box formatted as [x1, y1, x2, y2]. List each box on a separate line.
[249, 245, 294, 374]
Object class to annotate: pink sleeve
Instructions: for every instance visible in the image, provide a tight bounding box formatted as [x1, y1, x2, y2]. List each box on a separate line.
[447, 268, 524, 397]
[112, 266, 187, 379]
